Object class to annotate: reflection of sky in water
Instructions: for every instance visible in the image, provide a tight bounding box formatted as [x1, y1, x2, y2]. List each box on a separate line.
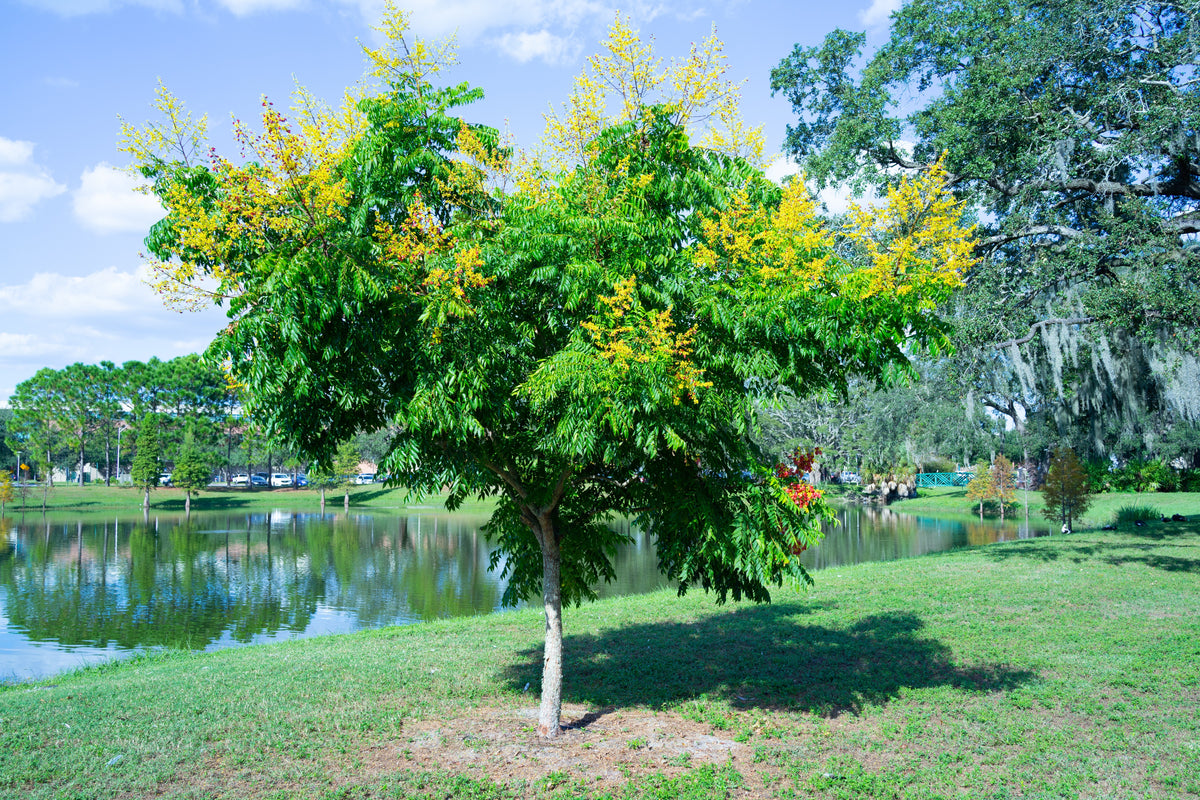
[0, 506, 1049, 684]
[0, 627, 130, 683]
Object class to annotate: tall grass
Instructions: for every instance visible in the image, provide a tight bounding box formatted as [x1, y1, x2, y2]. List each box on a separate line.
[1113, 504, 1162, 524]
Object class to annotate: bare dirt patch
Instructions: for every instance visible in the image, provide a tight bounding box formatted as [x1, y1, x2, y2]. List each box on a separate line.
[355, 704, 791, 795]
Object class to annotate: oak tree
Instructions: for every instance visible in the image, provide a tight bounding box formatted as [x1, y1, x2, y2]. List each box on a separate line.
[772, 0, 1200, 453]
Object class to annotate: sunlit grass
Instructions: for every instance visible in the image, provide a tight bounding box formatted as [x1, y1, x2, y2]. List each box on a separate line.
[2, 524, 1197, 798]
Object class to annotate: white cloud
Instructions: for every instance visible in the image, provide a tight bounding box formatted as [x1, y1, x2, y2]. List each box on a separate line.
[0, 265, 229, 403]
[343, 0, 670, 53]
[17, 0, 181, 15]
[0, 137, 66, 222]
[858, 0, 901, 27]
[215, 0, 306, 15]
[0, 139, 36, 167]
[765, 156, 882, 215]
[72, 163, 164, 234]
[0, 266, 160, 318]
[494, 29, 579, 65]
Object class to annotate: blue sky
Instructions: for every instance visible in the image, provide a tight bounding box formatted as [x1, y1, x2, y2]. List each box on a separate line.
[0, 0, 898, 404]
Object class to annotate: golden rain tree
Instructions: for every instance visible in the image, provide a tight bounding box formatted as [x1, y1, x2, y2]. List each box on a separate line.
[123, 9, 975, 737]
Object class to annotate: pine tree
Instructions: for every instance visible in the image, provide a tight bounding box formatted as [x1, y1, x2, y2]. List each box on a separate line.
[130, 414, 162, 510]
[1042, 446, 1092, 533]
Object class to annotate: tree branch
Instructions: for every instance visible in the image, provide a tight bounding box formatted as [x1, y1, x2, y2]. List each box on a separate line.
[992, 317, 1095, 350]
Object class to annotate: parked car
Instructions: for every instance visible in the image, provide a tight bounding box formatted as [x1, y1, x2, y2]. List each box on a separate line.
[250, 473, 269, 487]
[270, 473, 293, 488]
[295, 474, 309, 487]
[354, 473, 376, 485]
[159, 472, 172, 486]
[230, 473, 249, 486]
[840, 470, 862, 485]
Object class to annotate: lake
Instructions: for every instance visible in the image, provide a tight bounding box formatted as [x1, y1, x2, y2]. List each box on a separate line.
[0, 503, 1051, 682]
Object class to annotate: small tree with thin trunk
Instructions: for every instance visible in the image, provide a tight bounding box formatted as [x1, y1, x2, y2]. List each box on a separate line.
[130, 414, 162, 510]
[172, 440, 213, 516]
[333, 441, 360, 512]
[990, 454, 1017, 521]
[965, 462, 992, 520]
[0, 470, 12, 514]
[125, 9, 974, 738]
[1042, 445, 1092, 533]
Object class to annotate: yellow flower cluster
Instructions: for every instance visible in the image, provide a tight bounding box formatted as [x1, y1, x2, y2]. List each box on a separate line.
[539, 16, 763, 172]
[120, 82, 364, 310]
[692, 181, 836, 287]
[422, 245, 493, 304]
[581, 276, 713, 403]
[374, 195, 455, 276]
[841, 158, 974, 305]
[362, 1, 458, 86]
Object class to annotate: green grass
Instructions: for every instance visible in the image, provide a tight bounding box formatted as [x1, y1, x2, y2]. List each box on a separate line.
[891, 486, 1200, 528]
[2, 522, 1198, 798]
[0, 483, 481, 516]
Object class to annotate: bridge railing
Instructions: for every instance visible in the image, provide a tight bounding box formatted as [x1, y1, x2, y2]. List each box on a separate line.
[914, 471, 973, 487]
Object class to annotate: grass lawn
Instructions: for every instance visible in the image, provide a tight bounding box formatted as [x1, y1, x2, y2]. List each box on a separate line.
[2, 522, 1197, 799]
[0, 483, 446, 516]
[890, 486, 1200, 528]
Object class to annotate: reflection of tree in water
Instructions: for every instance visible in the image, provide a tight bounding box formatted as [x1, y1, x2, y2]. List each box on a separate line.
[2, 506, 1028, 667]
[800, 505, 1047, 570]
[0, 518, 315, 651]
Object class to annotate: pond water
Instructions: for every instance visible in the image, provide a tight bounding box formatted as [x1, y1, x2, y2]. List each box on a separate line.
[0, 503, 1051, 682]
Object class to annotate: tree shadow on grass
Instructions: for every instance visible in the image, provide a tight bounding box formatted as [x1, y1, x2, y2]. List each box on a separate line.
[503, 604, 1032, 718]
[983, 531, 1200, 574]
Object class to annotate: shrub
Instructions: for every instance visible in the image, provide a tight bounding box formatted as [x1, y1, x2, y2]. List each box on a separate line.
[1111, 459, 1170, 493]
[1182, 469, 1200, 493]
[1113, 505, 1162, 524]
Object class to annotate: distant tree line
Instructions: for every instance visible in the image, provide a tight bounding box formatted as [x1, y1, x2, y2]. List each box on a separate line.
[3, 355, 398, 487]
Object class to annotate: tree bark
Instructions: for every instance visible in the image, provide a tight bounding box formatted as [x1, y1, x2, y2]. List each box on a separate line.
[537, 524, 564, 738]
[185, 492, 191, 517]
[144, 487, 150, 509]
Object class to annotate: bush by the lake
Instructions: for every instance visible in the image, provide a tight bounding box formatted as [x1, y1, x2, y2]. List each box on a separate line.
[1113, 505, 1162, 524]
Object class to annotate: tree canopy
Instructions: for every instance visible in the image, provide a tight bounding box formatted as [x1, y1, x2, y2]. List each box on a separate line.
[771, 0, 1200, 454]
[123, 9, 974, 736]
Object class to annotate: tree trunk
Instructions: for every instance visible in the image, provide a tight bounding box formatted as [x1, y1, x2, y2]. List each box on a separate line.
[320, 486, 326, 510]
[538, 528, 564, 738]
[185, 492, 191, 517]
[144, 486, 150, 509]
[344, 487, 350, 511]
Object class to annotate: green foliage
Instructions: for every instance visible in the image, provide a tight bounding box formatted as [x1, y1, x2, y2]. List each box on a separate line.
[130, 415, 163, 493]
[1113, 505, 1162, 524]
[1111, 459, 1174, 493]
[772, 0, 1200, 454]
[0, 469, 12, 512]
[1042, 446, 1093, 530]
[172, 443, 213, 496]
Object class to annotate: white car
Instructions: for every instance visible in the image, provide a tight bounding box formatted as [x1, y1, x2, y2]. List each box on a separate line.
[270, 473, 293, 487]
[354, 473, 375, 485]
[230, 473, 249, 486]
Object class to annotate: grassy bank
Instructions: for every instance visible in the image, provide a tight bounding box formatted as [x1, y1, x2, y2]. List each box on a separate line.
[2, 523, 1197, 799]
[890, 486, 1200, 528]
[0, 483, 435, 515]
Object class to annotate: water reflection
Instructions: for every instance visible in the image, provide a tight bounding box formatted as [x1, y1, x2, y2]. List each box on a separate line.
[0, 505, 1049, 682]
[803, 505, 1050, 571]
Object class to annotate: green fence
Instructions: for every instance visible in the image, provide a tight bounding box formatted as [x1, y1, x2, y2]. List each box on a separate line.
[914, 471, 973, 487]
